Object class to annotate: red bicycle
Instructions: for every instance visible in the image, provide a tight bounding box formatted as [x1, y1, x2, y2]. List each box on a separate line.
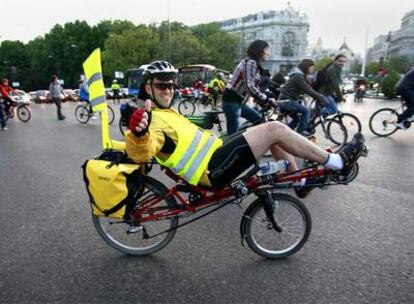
[92, 158, 361, 259]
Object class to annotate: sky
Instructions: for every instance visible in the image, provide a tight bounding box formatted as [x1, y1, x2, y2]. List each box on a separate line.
[1, 0, 413, 55]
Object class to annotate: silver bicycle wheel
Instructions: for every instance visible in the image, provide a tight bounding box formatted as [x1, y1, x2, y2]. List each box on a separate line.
[92, 176, 178, 256]
[178, 99, 196, 115]
[243, 193, 311, 259]
[75, 105, 90, 124]
[369, 108, 399, 137]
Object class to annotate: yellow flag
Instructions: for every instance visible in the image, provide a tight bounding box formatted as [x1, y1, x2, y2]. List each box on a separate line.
[82, 49, 125, 150]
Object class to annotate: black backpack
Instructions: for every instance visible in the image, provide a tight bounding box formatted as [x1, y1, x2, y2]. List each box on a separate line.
[313, 61, 333, 91]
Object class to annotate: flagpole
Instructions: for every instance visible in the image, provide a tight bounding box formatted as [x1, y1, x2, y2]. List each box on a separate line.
[361, 27, 369, 77]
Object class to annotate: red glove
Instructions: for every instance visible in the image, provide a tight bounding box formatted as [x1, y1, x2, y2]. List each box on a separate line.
[128, 108, 151, 137]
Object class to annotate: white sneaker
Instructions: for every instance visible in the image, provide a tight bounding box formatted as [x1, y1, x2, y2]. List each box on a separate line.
[396, 122, 408, 130]
[1, 127, 8, 131]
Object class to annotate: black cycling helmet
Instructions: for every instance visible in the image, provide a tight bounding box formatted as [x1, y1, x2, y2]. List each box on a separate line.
[143, 60, 178, 82]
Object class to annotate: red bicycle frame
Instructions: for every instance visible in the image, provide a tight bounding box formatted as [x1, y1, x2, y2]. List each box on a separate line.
[130, 164, 331, 225]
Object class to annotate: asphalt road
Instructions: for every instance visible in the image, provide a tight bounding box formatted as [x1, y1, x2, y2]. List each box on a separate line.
[1, 98, 413, 304]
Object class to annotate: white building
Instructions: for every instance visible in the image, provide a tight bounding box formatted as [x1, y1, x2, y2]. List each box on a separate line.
[368, 9, 414, 63]
[219, 4, 309, 73]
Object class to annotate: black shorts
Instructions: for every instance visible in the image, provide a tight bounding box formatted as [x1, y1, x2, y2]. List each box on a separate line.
[208, 133, 256, 187]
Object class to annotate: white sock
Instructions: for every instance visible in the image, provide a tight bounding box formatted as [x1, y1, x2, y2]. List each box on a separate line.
[324, 153, 343, 170]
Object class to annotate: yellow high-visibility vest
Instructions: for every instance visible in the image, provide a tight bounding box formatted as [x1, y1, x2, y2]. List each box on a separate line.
[111, 83, 120, 90]
[152, 109, 222, 185]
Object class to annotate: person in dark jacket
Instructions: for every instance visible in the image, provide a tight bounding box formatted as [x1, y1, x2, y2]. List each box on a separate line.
[318, 54, 347, 116]
[394, 67, 414, 128]
[279, 59, 326, 135]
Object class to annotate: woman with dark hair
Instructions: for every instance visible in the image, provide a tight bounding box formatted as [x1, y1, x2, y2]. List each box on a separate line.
[279, 59, 327, 135]
[222, 39, 275, 135]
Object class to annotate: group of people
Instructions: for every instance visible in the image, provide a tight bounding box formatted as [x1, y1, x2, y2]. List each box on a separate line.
[220, 39, 347, 138]
[124, 56, 367, 199]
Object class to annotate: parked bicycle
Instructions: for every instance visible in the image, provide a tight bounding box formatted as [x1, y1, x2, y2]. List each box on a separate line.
[369, 99, 412, 137]
[1, 98, 31, 123]
[91, 150, 364, 259]
[75, 101, 115, 125]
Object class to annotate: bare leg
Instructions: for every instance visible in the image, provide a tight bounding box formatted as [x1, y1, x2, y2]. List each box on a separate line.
[242, 121, 329, 164]
[269, 144, 299, 172]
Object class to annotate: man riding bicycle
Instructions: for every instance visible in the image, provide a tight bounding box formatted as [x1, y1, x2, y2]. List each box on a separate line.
[0, 78, 17, 117]
[394, 67, 414, 129]
[279, 59, 327, 136]
[124, 60, 366, 198]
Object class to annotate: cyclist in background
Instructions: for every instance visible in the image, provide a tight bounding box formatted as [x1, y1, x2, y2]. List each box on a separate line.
[222, 39, 274, 135]
[208, 72, 226, 109]
[279, 59, 327, 136]
[394, 67, 414, 129]
[0, 78, 16, 117]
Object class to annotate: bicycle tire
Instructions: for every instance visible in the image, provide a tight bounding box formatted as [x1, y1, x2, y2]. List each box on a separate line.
[178, 99, 196, 115]
[198, 99, 213, 113]
[93, 175, 179, 256]
[107, 105, 115, 125]
[331, 112, 361, 141]
[243, 192, 311, 259]
[369, 108, 399, 137]
[16, 105, 31, 122]
[313, 118, 347, 152]
[75, 105, 90, 124]
[119, 117, 127, 136]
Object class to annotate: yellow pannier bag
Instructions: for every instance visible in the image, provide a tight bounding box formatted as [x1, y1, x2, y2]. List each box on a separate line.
[82, 152, 142, 219]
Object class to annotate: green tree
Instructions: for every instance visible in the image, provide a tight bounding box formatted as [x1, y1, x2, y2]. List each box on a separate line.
[366, 61, 380, 77]
[192, 22, 239, 71]
[388, 55, 412, 74]
[102, 25, 161, 84]
[0, 40, 30, 87]
[381, 69, 401, 98]
[315, 56, 332, 71]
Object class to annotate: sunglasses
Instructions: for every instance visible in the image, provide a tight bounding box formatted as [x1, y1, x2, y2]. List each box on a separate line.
[152, 82, 175, 91]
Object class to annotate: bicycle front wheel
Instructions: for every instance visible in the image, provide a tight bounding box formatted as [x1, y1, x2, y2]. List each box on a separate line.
[332, 112, 361, 140]
[313, 118, 347, 152]
[17, 105, 31, 122]
[75, 105, 90, 124]
[243, 193, 311, 259]
[198, 99, 214, 113]
[178, 99, 196, 115]
[369, 108, 399, 137]
[92, 176, 179, 256]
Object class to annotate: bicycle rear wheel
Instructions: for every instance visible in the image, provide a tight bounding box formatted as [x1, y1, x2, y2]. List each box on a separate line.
[243, 193, 311, 259]
[75, 105, 90, 124]
[92, 176, 179, 256]
[178, 99, 196, 115]
[313, 118, 347, 152]
[369, 108, 399, 137]
[17, 105, 31, 122]
[332, 112, 361, 140]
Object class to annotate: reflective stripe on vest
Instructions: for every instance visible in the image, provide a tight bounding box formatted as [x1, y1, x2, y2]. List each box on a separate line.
[152, 110, 222, 185]
[183, 134, 217, 182]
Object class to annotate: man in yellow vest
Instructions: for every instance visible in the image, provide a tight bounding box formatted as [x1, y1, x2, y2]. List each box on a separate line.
[111, 79, 121, 104]
[208, 72, 226, 109]
[125, 61, 366, 195]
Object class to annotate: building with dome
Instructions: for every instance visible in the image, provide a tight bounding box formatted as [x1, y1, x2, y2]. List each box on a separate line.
[219, 4, 309, 73]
